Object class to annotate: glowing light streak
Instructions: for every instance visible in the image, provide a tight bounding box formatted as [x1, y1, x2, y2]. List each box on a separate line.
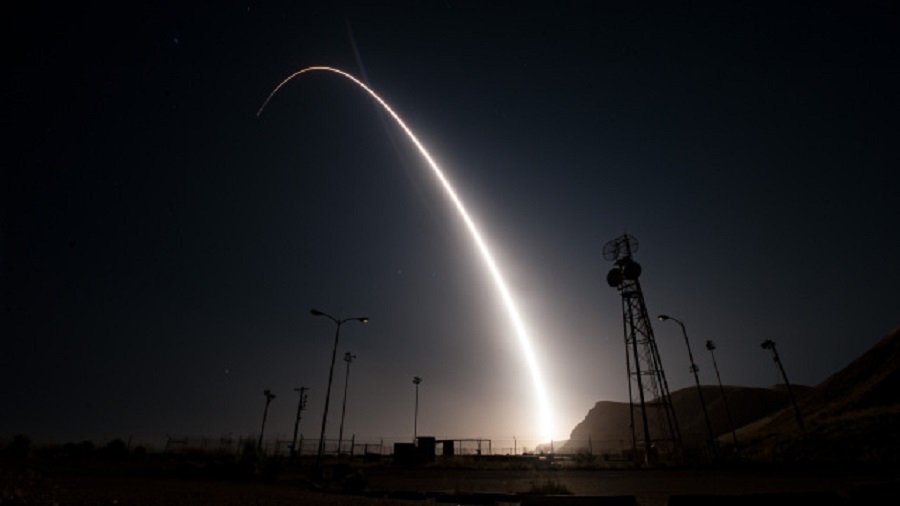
[258, 67, 555, 439]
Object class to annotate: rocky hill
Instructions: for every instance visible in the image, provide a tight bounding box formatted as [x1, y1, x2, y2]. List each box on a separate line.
[563, 327, 900, 462]
[561, 384, 796, 454]
[736, 327, 900, 462]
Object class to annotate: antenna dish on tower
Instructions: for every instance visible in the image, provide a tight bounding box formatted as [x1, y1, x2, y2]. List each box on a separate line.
[603, 234, 639, 261]
[603, 233, 680, 464]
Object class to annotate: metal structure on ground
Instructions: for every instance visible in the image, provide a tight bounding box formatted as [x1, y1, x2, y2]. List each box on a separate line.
[258, 389, 276, 451]
[706, 340, 739, 447]
[761, 339, 806, 435]
[310, 308, 368, 472]
[604, 234, 682, 463]
[338, 352, 356, 454]
[412, 376, 422, 440]
[291, 386, 309, 459]
[658, 314, 716, 453]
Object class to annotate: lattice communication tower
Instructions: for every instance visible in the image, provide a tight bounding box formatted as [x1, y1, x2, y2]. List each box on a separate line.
[604, 234, 681, 462]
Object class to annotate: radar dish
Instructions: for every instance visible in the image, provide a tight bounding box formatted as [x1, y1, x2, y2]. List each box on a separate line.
[606, 268, 624, 287]
[603, 234, 640, 261]
[623, 234, 639, 256]
[603, 240, 620, 261]
[623, 259, 642, 280]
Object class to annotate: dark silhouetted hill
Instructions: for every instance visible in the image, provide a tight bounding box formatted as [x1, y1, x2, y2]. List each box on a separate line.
[736, 327, 900, 462]
[562, 385, 795, 454]
[563, 327, 900, 462]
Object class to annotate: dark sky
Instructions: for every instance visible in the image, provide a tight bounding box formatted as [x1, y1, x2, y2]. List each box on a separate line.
[4, 1, 898, 451]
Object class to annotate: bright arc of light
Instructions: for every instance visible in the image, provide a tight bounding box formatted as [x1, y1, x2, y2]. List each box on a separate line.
[258, 66, 555, 440]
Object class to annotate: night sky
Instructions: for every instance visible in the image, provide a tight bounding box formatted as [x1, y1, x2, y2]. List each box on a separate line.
[4, 1, 899, 451]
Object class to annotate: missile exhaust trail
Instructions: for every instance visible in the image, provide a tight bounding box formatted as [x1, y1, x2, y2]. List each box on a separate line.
[258, 66, 555, 439]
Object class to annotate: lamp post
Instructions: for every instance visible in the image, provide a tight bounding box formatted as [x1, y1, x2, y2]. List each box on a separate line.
[291, 386, 308, 459]
[705, 340, 738, 447]
[761, 339, 805, 434]
[413, 376, 422, 441]
[258, 389, 276, 452]
[658, 315, 716, 450]
[310, 308, 368, 470]
[337, 351, 357, 455]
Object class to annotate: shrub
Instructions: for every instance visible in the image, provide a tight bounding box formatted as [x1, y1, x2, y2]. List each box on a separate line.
[102, 439, 129, 459]
[343, 469, 368, 493]
[5, 434, 32, 459]
[528, 478, 573, 495]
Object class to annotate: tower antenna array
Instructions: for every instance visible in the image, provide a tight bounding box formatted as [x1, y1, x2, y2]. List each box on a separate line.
[604, 234, 681, 463]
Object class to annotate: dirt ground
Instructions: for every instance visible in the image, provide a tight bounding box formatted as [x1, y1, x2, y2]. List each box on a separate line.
[361, 465, 900, 505]
[4, 460, 899, 505]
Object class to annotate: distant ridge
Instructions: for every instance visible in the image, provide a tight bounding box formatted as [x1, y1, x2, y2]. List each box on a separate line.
[561, 385, 794, 454]
[563, 327, 900, 462]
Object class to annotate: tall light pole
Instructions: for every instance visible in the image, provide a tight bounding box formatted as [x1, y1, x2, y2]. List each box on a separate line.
[761, 339, 805, 434]
[291, 386, 309, 459]
[705, 340, 738, 447]
[310, 308, 368, 470]
[258, 389, 276, 452]
[412, 376, 422, 441]
[337, 351, 357, 455]
[658, 315, 716, 451]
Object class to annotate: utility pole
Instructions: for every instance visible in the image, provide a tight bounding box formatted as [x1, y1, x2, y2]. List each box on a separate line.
[291, 386, 309, 459]
[706, 340, 738, 447]
[658, 315, 716, 453]
[761, 339, 805, 434]
[258, 389, 276, 452]
[337, 352, 356, 455]
[413, 376, 422, 441]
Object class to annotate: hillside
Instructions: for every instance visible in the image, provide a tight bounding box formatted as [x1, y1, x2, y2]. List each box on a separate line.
[562, 385, 794, 454]
[735, 327, 900, 462]
[563, 327, 900, 462]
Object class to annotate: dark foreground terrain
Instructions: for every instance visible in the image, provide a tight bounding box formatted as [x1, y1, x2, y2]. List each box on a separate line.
[3, 455, 899, 506]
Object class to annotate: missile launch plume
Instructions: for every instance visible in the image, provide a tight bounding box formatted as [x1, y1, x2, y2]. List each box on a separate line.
[258, 66, 555, 439]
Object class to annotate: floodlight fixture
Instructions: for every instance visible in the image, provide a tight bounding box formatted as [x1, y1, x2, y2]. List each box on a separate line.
[413, 376, 423, 440]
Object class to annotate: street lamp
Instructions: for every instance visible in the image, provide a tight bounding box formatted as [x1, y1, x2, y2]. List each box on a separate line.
[761, 339, 805, 434]
[337, 351, 357, 455]
[310, 308, 368, 470]
[413, 376, 422, 441]
[258, 389, 276, 451]
[705, 340, 739, 447]
[657, 315, 716, 450]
